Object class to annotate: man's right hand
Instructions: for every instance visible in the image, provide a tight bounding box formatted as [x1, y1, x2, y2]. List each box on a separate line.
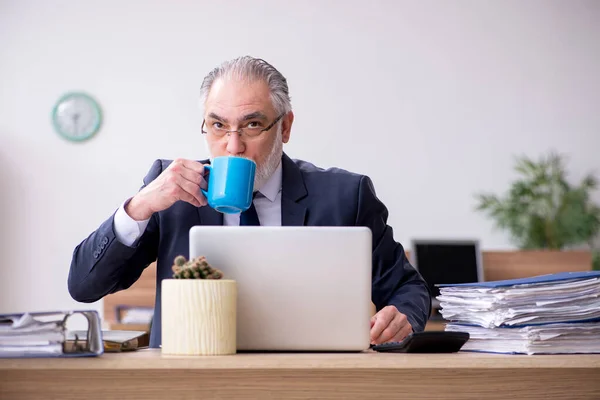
[125, 158, 208, 221]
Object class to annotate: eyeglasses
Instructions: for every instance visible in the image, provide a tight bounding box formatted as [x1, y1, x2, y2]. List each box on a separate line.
[201, 113, 285, 139]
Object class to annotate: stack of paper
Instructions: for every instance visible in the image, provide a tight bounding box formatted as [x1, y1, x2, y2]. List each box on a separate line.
[0, 313, 66, 356]
[0, 310, 104, 358]
[437, 271, 600, 354]
[445, 322, 600, 354]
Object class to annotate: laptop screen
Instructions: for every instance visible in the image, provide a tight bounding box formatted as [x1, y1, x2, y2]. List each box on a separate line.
[411, 241, 482, 299]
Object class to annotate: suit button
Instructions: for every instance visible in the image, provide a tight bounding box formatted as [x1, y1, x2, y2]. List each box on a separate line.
[102, 237, 109, 245]
[93, 251, 99, 259]
[100, 243, 106, 250]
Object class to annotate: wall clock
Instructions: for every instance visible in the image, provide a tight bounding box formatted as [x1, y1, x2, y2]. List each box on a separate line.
[52, 92, 102, 142]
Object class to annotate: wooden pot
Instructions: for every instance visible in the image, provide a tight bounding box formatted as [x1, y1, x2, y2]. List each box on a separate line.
[161, 279, 237, 355]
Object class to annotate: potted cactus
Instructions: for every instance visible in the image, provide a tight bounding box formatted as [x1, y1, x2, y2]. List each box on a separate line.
[171, 255, 224, 280]
[161, 255, 237, 356]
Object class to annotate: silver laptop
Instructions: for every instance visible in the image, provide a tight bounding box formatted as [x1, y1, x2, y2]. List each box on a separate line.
[189, 226, 372, 351]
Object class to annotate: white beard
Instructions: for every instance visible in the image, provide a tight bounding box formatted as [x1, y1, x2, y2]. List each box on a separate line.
[253, 128, 283, 191]
[203, 126, 283, 192]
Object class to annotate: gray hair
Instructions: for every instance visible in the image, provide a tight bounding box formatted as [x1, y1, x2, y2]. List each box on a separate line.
[199, 56, 292, 115]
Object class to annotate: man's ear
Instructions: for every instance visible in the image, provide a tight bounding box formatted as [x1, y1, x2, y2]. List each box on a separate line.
[281, 111, 294, 144]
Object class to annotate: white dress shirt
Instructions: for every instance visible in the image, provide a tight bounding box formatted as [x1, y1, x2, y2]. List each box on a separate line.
[114, 161, 283, 247]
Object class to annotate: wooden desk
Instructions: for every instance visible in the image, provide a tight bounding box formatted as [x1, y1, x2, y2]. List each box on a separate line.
[1, 349, 599, 399]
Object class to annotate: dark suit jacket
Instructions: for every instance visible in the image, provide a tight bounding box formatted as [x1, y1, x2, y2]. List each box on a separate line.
[68, 153, 431, 348]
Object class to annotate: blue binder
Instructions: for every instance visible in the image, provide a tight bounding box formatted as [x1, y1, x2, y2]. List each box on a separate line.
[437, 271, 600, 288]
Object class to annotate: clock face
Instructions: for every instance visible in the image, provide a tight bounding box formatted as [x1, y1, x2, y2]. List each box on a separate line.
[52, 92, 102, 141]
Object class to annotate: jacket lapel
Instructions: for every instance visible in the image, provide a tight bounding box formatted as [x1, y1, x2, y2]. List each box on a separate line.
[281, 153, 308, 226]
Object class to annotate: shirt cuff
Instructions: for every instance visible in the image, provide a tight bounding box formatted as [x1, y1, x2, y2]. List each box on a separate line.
[113, 198, 150, 247]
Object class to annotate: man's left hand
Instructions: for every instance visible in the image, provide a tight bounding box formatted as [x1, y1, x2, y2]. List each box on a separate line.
[370, 306, 413, 345]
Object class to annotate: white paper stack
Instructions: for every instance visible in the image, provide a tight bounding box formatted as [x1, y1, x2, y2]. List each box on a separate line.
[0, 310, 104, 358]
[0, 313, 66, 356]
[437, 271, 600, 354]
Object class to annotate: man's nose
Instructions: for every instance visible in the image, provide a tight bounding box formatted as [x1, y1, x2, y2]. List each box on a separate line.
[225, 132, 246, 155]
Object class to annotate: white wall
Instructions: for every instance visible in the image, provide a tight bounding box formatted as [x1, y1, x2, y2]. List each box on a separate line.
[1, 0, 599, 319]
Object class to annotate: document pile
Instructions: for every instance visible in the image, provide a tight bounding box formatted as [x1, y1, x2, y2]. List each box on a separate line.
[437, 271, 600, 354]
[0, 310, 103, 358]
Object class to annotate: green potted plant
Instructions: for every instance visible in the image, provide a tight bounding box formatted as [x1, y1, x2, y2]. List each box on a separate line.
[161, 255, 237, 355]
[475, 151, 600, 273]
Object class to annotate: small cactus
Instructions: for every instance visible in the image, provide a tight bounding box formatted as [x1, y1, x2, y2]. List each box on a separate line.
[171, 255, 224, 280]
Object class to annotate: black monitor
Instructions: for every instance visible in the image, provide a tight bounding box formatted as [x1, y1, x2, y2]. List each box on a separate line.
[410, 239, 483, 303]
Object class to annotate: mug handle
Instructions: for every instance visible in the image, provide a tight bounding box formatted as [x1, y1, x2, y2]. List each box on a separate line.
[200, 165, 211, 198]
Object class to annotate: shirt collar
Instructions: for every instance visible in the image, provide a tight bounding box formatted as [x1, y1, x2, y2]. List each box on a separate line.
[256, 161, 282, 202]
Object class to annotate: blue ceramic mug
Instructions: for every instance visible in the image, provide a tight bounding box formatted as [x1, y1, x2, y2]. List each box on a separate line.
[201, 156, 256, 214]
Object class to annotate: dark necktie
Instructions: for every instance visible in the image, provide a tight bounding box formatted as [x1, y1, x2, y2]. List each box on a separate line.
[240, 194, 260, 226]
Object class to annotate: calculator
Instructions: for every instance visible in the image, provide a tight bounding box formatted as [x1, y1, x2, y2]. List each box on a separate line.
[371, 331, 470, 353]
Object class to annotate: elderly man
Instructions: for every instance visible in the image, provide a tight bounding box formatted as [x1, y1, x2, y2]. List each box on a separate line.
[68, 56, 431, 349]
